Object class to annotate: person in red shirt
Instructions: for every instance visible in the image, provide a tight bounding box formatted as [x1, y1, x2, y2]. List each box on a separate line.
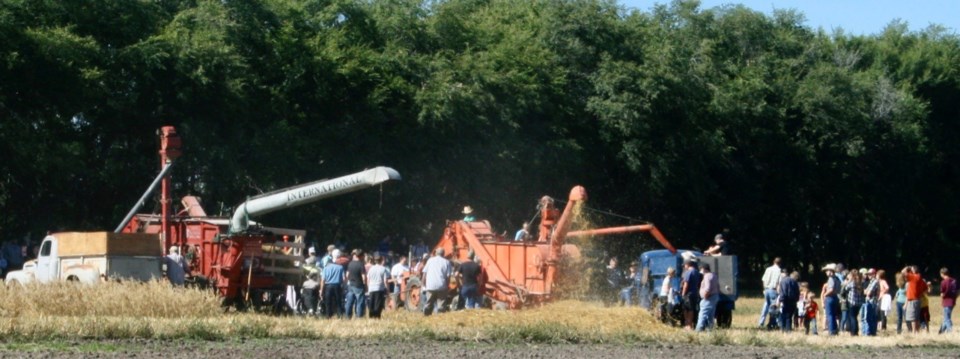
[940, 267, 956, 334]
[902, 266, 925, 333]
[804, 291, 819, 335]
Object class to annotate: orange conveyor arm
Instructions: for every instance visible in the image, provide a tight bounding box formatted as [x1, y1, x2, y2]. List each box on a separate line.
[566, 224, 677, 254]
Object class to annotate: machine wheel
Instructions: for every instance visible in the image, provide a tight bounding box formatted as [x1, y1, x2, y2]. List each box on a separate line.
[405, 279, 422, 312]
[715, 306, 733, 329]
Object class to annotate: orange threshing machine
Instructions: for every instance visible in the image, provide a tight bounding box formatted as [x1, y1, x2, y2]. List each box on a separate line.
[402, 186, 676, 310]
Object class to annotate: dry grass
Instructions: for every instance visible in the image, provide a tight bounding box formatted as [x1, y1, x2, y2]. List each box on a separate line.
[1, 282, 959, 347]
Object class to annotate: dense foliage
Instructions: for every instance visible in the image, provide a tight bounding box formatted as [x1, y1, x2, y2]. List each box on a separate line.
[2, 0, 959, 277]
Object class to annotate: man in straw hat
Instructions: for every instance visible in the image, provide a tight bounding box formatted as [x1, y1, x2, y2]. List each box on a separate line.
[462, 206, 476, 222]
[821, 263, 842, 335]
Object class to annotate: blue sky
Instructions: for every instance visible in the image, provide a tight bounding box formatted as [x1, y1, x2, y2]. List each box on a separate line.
[619, 0, 959, 35]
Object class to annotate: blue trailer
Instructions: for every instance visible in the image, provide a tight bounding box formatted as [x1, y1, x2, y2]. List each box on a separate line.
[635, 249, 738, 328]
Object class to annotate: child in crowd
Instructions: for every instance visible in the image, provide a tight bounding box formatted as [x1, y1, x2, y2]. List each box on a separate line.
[804, 291, 818, 335]
[920, 281, 931, 332]
[796, 282, 809, 329]
[767, 299, 781, 330]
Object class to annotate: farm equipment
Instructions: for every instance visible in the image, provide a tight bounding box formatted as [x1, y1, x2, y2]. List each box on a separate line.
[637, 249, 739, 327]
[120, 126, 400, 310]
[399, 186, 677, 310]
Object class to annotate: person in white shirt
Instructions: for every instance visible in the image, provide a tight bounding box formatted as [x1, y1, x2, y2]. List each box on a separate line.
[422, 248, 453, 316]
[758, 257, 782, 327]
[164, 245, 188, 286]
[366, 254, 391, 318]
[389, 255, 409, 310]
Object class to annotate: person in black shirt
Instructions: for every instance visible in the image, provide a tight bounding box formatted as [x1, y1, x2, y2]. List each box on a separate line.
[458, 252, 483, 309]
[704, 234, 730, 256]
[344, 249, 367, 319]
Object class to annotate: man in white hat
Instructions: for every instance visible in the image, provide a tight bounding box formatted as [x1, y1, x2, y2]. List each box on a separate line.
[462, 206, 476, 222]
[821, 263, 841, 335]
[164, 245, 188, 286]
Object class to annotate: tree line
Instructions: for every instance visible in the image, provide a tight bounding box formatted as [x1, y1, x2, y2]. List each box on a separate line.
[2, 0, 959, 278]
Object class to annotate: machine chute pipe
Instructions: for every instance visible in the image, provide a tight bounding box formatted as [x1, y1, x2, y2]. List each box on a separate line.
[229, 166, 400, 233]
[114, 162, 175, 233]
[567, 224, 677, 254]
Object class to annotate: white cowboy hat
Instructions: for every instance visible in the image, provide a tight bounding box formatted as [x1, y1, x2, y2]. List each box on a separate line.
[821, 263, 837, 272]
[462, 206, 473, 214]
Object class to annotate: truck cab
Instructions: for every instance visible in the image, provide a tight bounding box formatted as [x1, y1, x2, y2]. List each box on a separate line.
[636, 249, 738, 328]
[5, 232, 163, 286]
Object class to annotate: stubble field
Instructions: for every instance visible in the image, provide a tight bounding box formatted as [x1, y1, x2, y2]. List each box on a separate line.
[0, 282, 958, 358]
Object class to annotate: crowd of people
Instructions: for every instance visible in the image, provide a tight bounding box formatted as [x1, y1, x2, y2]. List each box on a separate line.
[296, 243, 483, 319]
[756, 258, 957, 336]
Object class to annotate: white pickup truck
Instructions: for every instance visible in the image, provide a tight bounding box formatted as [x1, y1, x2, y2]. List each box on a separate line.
[5, 231, 163, 285]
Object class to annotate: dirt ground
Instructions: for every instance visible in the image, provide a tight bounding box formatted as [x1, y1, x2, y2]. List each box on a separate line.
[2, 338, 958, 358]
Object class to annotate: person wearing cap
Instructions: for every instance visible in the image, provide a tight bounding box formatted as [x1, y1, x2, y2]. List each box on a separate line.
[861, 268, 880, 336]
[758, 257, 782, 328]
[820, 263, 842, 335]
[703, 234, 729, 256]
[164, 245, 188, 286]
[462, 206, 476, 222]
[302, 247, 319, 276]
[680, 259, 702, 330]
[695, 263, 720, 331]
[422, 247, 453, 316]
[320, 249, 346, 318]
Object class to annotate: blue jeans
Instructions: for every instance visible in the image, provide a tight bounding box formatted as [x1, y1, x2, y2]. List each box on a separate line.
[461, 284, 480, 309]
[846, 304, 861, 335]
[896, 301, 905, 334]
[345, 286, 366, 319]
[620, 287, 635, 306]
[862, 301, 878, 335]
[779, 302, 795, 332]
[824, 296, 840, 335]
[941, 306, 954, 334]
[759, 289, 777, 326]
[696, 294, 719, 331]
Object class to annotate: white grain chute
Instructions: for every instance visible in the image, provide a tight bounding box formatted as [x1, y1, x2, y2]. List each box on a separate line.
[229, 166, 401, 233]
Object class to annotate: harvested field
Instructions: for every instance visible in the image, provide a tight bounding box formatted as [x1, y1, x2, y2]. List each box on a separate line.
[1, 282, 959, 357]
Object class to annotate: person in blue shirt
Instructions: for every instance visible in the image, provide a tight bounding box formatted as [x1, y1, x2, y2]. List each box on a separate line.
[320, 249, 346, 318]
[514, 222, 531, 241]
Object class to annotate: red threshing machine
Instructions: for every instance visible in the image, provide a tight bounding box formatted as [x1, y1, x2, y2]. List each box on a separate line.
[400, 186, 676, 310]
[117, 126, 400, 310]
